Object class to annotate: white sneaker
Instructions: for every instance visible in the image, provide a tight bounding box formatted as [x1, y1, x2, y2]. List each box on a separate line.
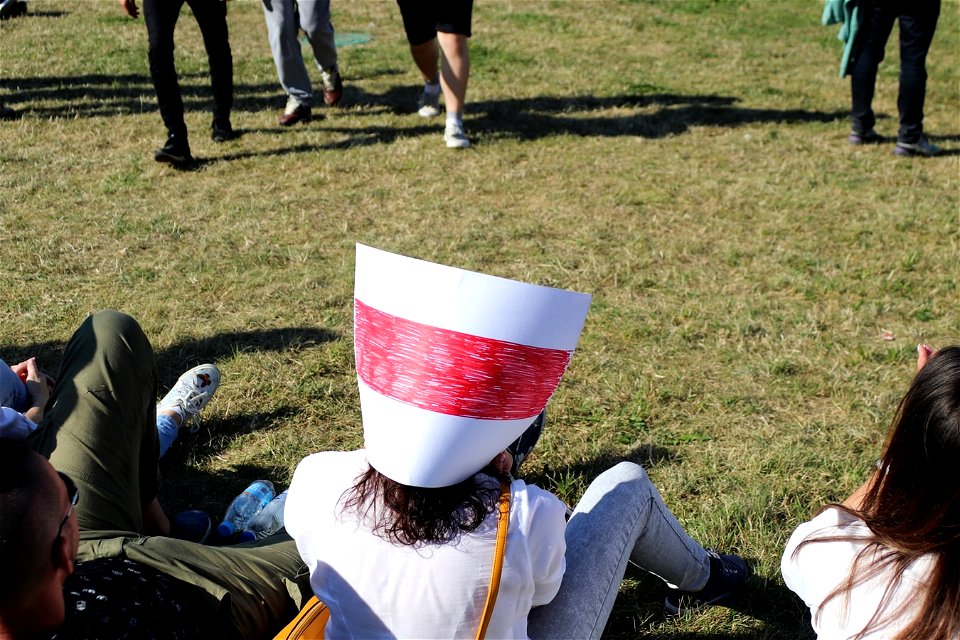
[418, 86, 441, 118]
[157, 364, 221, 433]
[444, 121, 471, 149]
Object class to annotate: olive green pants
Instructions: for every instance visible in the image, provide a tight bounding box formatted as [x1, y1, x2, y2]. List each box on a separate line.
[28, 310, 310, 639]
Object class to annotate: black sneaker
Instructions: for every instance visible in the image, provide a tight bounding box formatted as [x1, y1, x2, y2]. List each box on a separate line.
[154, 134, 193, 166]
[506, 410, 545, 477]
[847, 129, 882, 145]
[0, 0, 27, 20]
[893, 136, 940, 157]
[211, 120, 237, 142]
[171, 509, 213, 544]
[664, 550, 748, 615]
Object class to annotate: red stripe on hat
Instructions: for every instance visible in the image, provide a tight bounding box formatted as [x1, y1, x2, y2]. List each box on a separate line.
[355, 299, 572, 420]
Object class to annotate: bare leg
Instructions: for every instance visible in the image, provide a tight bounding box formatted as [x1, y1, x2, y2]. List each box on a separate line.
[410, 38, 439, 83]
[437, 31, 468, 116]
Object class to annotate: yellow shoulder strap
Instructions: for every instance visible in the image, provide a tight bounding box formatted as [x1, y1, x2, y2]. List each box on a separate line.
[476, 478, 512, 640]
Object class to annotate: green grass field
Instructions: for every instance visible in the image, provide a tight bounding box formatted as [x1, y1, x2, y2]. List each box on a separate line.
[1, 1, 958, 637]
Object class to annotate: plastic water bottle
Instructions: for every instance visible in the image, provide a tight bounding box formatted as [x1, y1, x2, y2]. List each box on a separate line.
[238, 490, 288, 542]
[217, 480, 275, 538]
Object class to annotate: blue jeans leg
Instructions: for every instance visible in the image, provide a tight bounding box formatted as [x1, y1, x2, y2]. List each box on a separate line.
[850, 3, 897, 135]
[895, 0, 940, 143]
[528, 462, 709, 640]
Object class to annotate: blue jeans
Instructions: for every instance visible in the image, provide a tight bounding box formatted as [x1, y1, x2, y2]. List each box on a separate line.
[850, 0, 940, 143]
[528, 462, 709, 639]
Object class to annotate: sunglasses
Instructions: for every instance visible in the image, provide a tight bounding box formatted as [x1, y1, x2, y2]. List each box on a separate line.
[55, 471, 80, 540]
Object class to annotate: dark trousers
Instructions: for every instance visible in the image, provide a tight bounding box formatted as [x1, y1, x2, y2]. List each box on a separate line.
[143, 0, 234, 139]
[850, 0, 940, 143]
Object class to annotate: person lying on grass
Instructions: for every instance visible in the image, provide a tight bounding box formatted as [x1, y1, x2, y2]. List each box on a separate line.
[782, 344, 960, 640]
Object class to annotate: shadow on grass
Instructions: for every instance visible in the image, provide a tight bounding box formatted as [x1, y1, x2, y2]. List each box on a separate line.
[154, 326, 339, 391]
[0, 325, 339, 392]
[345, 86, 851, 139]
[602, 559, 815, 640]
[5, 73, 850, 143]
[522, 442, 680, 493]
[160, 456, 296, 520]
[468, 93, 848, 140]
[0, 73, 285, 118]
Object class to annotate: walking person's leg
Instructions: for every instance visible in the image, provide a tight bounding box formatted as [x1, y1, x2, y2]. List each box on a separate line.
[188, 0, 234, 137]
[397, 0, 442, 117]
[849, 3, 897, 137]
[435, 0, 472, 148]
[299, 0, 342, 106]
[262, 0, 314, 110]
[143, 0, 192, 161]
[528, 462, 711, 639]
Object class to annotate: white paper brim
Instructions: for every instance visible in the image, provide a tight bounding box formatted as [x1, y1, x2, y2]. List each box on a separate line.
[359, 380, 535, 488]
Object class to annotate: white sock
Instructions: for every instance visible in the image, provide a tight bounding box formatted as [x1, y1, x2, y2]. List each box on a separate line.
[424, 80, 441, 95]
[446, 113, 463, 128]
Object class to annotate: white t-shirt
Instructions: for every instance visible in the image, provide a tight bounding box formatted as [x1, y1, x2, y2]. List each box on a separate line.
[285, 450, 567, 640]
[781, 507, 939, 640]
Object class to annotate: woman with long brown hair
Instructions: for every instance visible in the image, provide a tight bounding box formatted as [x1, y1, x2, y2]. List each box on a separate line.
[782, 344, 960, 640]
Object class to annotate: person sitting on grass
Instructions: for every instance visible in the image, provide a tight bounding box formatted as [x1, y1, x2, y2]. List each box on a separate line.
[0, 310, 311, 640]
[284, 245, 749, 638]
[782, 344, 960, 640]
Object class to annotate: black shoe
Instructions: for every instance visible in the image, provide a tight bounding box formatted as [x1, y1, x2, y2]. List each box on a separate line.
[0, 0, 27, 20]
[506, 410, 545, 477]
[154, 134, 193, 166]
[171, 509, 213, 544]
[211, 121, 237, 142]
[664, 550, 749, 615]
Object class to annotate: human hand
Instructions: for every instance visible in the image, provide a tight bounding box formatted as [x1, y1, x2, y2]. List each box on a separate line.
[118, 0, 139, 19]
[18, 358, 53, 409]
[917, 343, 935, 372]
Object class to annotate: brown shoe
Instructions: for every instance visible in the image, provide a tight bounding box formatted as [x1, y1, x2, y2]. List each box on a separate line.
[322, 75, 343, 107]
[278, 99, 311, 126]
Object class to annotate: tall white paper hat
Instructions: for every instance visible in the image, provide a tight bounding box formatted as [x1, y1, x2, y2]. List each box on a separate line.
[354, 244, 591, 488]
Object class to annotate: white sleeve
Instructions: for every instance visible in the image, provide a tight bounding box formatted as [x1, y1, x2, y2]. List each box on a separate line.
[520, 485, 568, 607]
[781, 507, 860, 608]
[285, 452, 323, 566]
[0, 407, 36, 440]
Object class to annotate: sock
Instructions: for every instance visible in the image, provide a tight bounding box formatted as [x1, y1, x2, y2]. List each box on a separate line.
[446, 112, 463, 128]
[320, 65, 340, 90]
[424, 79, 441, 95]
[156, 412, 182, 459]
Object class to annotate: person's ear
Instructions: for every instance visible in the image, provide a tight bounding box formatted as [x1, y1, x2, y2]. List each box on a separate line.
[51, 534, 75, 579]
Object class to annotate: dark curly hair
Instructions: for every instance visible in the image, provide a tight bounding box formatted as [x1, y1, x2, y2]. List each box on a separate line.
[340, 464, 502, 547]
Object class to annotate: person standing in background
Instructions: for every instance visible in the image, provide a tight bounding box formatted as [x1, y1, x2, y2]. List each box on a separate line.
[846, 0, 941, 157]
[261, 0, 344, 127]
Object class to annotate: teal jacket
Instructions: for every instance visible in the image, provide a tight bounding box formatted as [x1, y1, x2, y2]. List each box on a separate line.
[822, 0, 862, 77]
